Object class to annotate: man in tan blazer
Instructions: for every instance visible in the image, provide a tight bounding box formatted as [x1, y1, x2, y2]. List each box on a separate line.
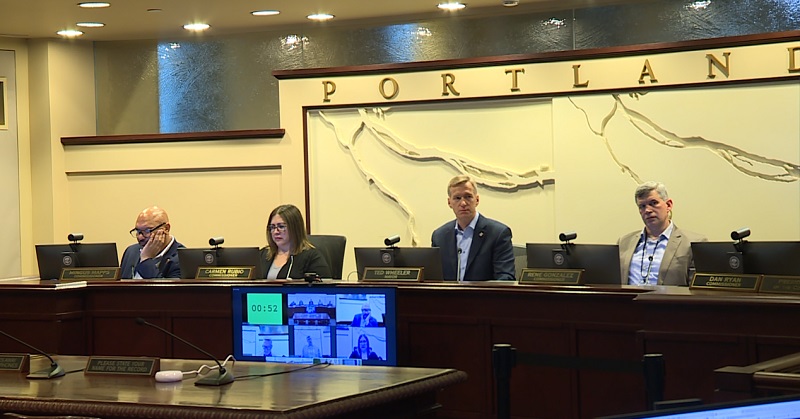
[618, 181, 707, 286]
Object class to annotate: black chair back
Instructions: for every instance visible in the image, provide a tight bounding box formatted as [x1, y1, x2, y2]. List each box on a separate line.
[308, 235, 347, 279]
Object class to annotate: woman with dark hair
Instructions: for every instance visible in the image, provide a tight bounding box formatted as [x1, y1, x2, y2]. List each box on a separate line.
[261, 204, 331, 279]
[349, 334, 381, 360]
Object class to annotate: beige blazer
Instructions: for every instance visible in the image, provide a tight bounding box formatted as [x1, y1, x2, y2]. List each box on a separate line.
[617, 225, 707, 286]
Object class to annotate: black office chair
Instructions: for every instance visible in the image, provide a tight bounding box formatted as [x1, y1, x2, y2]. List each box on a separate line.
[513, 245, 526, 280]
[308, 235, 347, 280]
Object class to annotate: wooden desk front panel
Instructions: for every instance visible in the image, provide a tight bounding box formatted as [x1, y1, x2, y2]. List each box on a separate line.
[396, 285, 645, 419]
[0, 288, 85, 355]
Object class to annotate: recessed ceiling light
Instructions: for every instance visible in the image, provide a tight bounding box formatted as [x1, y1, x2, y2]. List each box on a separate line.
[57, 29, 84, 37]
[252, 10, 280, 16]
[78, 2, 110, 8]
[76, 22, 105, 28]
[147, 8, 162, 13]
[307, 13, 334, 21]
[183, 23, 210, 31]
[437, 2, 467, 10]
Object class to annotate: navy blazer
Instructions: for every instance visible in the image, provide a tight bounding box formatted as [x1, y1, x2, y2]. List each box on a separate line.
[431, 214, 515, 281]
[120, 239, 184, 279]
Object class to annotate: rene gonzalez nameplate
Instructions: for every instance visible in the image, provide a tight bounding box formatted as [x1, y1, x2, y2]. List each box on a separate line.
[196, 266, 255, 280]
[690, 273, 761, 292]
[0, 354, 29, 373]
[759, 275, 800, 295]
[85, 357, 160, 376]
[519, 269, 583, 285]
[60, 267, 119, 281]
[362, 267, 423, 282]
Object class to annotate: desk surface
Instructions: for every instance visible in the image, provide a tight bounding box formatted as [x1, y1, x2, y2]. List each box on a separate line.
[0, 356, 466, 418]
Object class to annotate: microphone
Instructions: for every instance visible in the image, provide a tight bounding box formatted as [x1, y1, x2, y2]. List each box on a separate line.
[559, 231, 577, 242]
[731, 227, 751, 241]
[0, 330, 65, 379]
[67, 233, 84, 242]
[135, 317, 233, 386]
[384, 235, 400, 247]
[457, 248, 463, 281]
[209, 237, 224, 247]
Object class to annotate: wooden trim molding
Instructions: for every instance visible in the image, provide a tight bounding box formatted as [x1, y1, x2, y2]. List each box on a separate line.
[273, 30, 800, 79]
[61, 129, 285, 146]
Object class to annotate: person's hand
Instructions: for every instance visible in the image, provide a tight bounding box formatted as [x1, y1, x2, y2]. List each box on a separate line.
[140, 230, 168, 261]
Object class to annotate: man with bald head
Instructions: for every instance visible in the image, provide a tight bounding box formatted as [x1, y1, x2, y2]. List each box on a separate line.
[120, 206, 184, 279]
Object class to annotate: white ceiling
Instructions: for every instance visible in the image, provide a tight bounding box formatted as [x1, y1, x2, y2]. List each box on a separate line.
[0, 0, 639, 42]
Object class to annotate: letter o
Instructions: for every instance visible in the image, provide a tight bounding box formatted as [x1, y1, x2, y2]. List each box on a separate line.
[379, 77, 399, 100]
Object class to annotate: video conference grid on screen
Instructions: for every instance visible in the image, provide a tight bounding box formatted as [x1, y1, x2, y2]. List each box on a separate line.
[231, 286, 397, 366]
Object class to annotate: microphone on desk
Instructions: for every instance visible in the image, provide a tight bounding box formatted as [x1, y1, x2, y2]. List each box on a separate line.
[134, 317, 234, 386]
[0, 330, 65, 379]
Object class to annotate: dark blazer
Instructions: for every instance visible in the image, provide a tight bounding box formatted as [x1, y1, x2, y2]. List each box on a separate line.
[260, 247, 332, 279]
[617, 225, 707, 286]
[120, 239, 184, 279]
[431, 214, 515, 281]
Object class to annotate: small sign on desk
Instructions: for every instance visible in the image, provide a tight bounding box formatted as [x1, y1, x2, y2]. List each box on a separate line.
[690, 273, 761, 292]
[196, 266, 255, 279]
[518, 268, 583, 285]
[759, 275, 800, 295]
[0, 354, 29, 373]
[85, 356, 160, 376]
[362, 267, 423, 282]
[61, 267, 119, 281]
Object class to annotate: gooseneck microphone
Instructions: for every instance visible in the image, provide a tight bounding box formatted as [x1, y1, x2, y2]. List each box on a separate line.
[135, 318, 234, 386]
[0, 330, 65, 379]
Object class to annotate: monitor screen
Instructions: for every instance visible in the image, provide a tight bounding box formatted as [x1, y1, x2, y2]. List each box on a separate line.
[526, 243, 621, 285]
[178, 247, 263, 279]
[354, 247, 444, 281]
[599, 395, 800, 419]
[232, 285, 397, 366]
[35, 243, 119, 280]
[692, 241, 800, 276]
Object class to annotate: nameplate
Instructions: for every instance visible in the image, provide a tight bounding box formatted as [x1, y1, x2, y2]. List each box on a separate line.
[518, 268, 583, 285]
[362, 267, 422, 282]
[759, 275, 800, 295]
[0, 354, 29, 373]
[196, 266, 255, 280]
[690, 273, 761, 292]
[60, 267, 119, 281]
[85, 356, 159, 376]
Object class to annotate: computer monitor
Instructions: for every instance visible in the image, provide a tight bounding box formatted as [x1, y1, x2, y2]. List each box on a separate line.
[231, 285, 397, 366]
[526, 243, 621, 285]
[354, 247, 444, 281]
[178, 247, 263, 279]
[692, 241, 800, 276]
[599, 395, 800, 418]
[35, 243, 120, 280]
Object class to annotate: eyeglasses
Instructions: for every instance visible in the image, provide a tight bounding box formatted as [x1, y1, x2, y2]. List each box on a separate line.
[129, 222, 166, 238]
[268, 223, 288, 233]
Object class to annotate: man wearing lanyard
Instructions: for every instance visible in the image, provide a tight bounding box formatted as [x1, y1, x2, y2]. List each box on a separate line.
[618, 181, 706, 286]
[431, 175, 515, 281]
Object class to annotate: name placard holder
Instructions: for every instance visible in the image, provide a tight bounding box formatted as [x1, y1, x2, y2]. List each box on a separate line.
[759, 275, 800, 295]
[690, 273, 761, 292]
[60, 267, 120, 281]
[361, 267, 423, 282]
[196, 266, 255, 280]
[518, 268, 584, 285]
[85, 356, 160, 376]
[0, 354, 30, 373]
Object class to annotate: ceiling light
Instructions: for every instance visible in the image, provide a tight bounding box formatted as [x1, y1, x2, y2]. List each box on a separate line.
[57, 29, 84, 37]
[183, 23, 210, 31]
[437, 2, 467, 10]
[76, 22, 105, 28]
[307, 13, 334, 21]
[78, 2, 110, 8]
[252, 10, 280, 16]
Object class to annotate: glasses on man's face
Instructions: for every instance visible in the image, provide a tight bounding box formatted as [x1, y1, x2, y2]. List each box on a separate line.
[268, 223, 288, 233]
[129, 222, 166, 239]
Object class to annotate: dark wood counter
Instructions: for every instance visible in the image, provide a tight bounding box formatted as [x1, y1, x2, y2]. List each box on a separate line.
[1, 278, 799, 418]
